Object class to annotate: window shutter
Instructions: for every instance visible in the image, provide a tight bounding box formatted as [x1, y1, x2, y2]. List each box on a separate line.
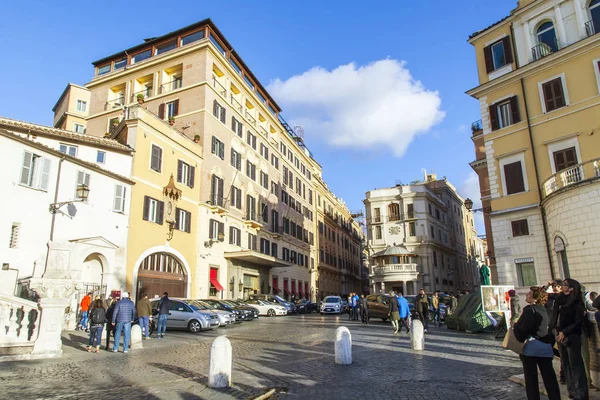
[218, 222, 224, 238]
[230, 149, 235, 167]
[157, 201, 164, 225]
[173, 99, 179, 116]
[504, 161, 525, 195]
[188, 166, 195, 188]
[553, 79, 565, 109]
[212, 136, 217, 154]
[158, 103, 165, 119]
[220, 107, 226, 123]
[219, 142, 224, 159]
[175, 207, 181, 229]
[489, 104, 499, 131]
[143, 196, 150, 221]
[185, 211, 191, 233]
[217, 177, 224, 205]
[236, 229, 241, 246]
[509, 96, 520, 123]
[209, 219, 214, 239]
[484, 45, 494, 73]
[503, 36, 513, 64]
[213, 100, 218, 117]
[237, 122, 242, 137]
[231, 117, 235, 131]
[40, 158, 51, 191]
[211, 175, 217, 204]
[20, 151, 32, 185]
[177, 160, 183, 183]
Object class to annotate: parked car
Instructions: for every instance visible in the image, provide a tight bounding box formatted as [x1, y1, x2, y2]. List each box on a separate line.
[226, 300, 260, 320]
[191, 300, 236, 326]
[244, 299, 288, 316]
[320, 296, 343, 314]
[201, 299, 254, 322]
[150, 298, 220, 333]
[295, 300, 318, 314]
[366, 294, 418, 322]
[247, 294, 296, 314]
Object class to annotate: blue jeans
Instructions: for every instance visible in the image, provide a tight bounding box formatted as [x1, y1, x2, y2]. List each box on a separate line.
[79, 311, 88, 328]
[89, 325, 103, 347]
[433, 308, 440, 325]
[113, 322, 131, 352]
[138, 316, 149, 338]
[157, 314, 168, 336]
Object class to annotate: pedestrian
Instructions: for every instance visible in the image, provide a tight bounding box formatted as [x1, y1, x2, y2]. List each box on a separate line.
[509, 289, 522, 328]
[156, 292, 171, 339]
[352, 292, 360, 321]
[112, 291, 136, 353]
[545, 280, 565, 384]
[593, 295, 600, 335]
[105, 296, 118, 350]
[360, 294, 369, 324]
[552, 278, 588, 399]
[77, 292, 92, 332]
[449, 292, 458, 315]
[397, 292, 410, 334]
[387, 290, 400, 334]
[136, 293, 152, 340]
[87, 299, 106, 353]
[415, 289, 429, 332]
[513, 286, 560, 400]
[432, 291, 440, 327]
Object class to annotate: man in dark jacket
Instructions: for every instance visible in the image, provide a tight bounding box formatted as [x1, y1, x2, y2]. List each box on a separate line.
[360, 294, 369, 324]
[387, 291, 400, 334]
[157, 292, 171, 339]
[112, 292, 136, 353]
[105, 297, 118, 350]
[136, 293, 152, 340]
[415, 289, 429, 332]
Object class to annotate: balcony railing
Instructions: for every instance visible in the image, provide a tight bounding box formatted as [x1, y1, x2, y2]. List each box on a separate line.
[131, 88, 153, 103]
[388, 214, 403, 222]
[160, 79, 182, 94]
[230, 95, 243, 113]
[471, 119, 483, 133]
[531, 40, 558, 61]
[208, 195, 225, 208]
[212, 76, 226, 97]
[372, 263, 418, 276]
[585, 20, 597, 37]
[244, 212, 261, 223]
[259, 126, 269, 137]
[542, 158, 600, 199]
[104, 97, 125, 111]
[245, 111, 257, 127]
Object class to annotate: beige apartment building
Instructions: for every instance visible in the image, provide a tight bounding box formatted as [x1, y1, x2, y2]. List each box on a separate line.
[54, 18, 361, 300]
[52, 84, 90, 134]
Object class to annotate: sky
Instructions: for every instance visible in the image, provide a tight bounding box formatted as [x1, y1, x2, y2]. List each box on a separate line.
[0, 0, 517, 235]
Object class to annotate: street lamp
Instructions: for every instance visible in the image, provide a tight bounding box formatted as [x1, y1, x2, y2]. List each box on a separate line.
[49, 184, 90, 214]
[464, 198, 492, 214]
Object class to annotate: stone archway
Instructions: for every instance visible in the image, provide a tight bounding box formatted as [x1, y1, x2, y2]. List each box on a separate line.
[136, 252, 187, 301]
[81, 253, 104, 285]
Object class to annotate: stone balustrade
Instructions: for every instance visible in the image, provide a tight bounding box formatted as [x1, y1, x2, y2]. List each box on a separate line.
[0, 295, 40, 348]
[372, 263, 418, 276]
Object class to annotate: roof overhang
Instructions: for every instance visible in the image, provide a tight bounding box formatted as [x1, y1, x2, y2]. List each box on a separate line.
[224, 250, 290, 268]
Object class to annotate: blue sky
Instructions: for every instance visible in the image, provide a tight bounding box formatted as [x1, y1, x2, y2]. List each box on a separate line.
[0, 0, 516, 234]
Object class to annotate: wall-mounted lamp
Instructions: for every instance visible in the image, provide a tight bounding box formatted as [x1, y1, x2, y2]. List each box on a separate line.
[229, 277, 235, 292]
[204, 232, 225, 248]
[49, 184, 90, 214]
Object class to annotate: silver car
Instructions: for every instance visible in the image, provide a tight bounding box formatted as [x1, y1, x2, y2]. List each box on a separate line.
[191, 300, 236, 326]
[150, 298, 220, 333]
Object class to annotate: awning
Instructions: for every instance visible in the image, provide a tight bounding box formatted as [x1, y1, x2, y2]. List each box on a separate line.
[284, 288, 291, 296]
[298, 288, 304, 296]
[224, 250, 290, 268]
[210, 268, 224, 291]
[273, 284, 280, 293]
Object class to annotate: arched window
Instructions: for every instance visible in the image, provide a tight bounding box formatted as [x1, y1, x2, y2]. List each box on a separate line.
[537, 21, 558, 52]
[554, 237, 571, 279]
[589, 0, 600, 35]
[388, 203, 400, 221]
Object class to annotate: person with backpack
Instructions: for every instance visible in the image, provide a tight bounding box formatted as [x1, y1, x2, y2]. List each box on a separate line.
[86, 299, 106, 353]
[105, 297, 118, 351]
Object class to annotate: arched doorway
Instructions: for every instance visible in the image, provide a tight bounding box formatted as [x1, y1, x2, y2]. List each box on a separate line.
[137, 252, 187, 301]
[81, 253, 104, 285]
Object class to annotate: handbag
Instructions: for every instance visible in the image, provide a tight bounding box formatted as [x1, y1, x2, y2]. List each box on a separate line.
[503, 327, 525, 354]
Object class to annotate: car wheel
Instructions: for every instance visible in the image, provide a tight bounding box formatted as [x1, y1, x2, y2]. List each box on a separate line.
[188, 320, 202, 333]
[267, 309, 275, 317]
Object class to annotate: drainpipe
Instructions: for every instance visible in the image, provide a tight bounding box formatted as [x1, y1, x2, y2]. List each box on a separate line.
[520, 79, 555, 280]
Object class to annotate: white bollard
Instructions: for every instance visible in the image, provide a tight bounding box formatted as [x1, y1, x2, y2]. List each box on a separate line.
[411, 318, 425, 351]
[209, 336, 232, 388]
[130, 325, 143, 349]
[335, 326, 352, 365]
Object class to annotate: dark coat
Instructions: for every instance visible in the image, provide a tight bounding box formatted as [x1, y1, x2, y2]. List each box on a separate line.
[112, 298, 136, 323]
[552, 293, 585, 336]
[514, 304, 553, 344]
[158, 296, 171, 315]
[388, 297, 399, 313]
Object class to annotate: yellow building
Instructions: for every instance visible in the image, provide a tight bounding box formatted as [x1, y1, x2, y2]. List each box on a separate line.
[467, 0, 600, 291]
[52, 83, 90, 134]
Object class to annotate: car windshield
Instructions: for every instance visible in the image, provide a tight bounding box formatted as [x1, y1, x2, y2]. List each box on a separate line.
[221, 300, 237, 307]
[188, 301, 211, 310]
[202, 300, 221, 309]
[324, 297, 340, 303]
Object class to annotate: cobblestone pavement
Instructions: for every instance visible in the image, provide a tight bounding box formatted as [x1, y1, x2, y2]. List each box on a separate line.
[0, 314, 594, 399]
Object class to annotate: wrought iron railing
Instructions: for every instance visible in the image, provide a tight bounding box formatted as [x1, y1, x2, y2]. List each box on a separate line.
[212, 76, 226, 97]
[131, 88, 153, 103]
[542, 158, 600, 199]
[245, 111, 257, 127]
[230, 95, 243, 113]
[160, 79, 182, 94]
[104, 97, 125, 111]
[585, 20, 597, 37]
[471, 119, 483, 133]
[531, 40, 558, 61]
[208, 195, 225, 208]
[244, 212, 261, 223]
[259, 126, 269, 137]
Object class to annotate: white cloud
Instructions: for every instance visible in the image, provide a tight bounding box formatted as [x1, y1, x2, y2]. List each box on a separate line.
[268, 59, 445, 157]
[460, 171, 485, 235]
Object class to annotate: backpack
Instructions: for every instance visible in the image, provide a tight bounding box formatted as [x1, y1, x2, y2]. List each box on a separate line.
[90, 307, 107, 325]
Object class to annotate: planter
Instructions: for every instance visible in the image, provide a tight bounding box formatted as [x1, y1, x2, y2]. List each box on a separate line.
[169, 120, 175, 126]
[194, 135, 201, 143]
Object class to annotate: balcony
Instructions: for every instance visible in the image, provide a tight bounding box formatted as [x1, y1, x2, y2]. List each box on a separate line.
[160, 79, 182, 94]
[270, 225, 284, 238]
[212, 76, 226, 97]
[131, 88, 153, 103]
[244, 212, 263, 229]
[230, 95, 243, 113]
[104, 97, 125, 111]
[207, 196, 227, 215]
[531, 40, 558, 62]
[585, 20, 597, 37]
[245, 111, 257, 127]
[542, 158, 600, 199]
[471, 119, 483, 133]
[388, 213, 403, 222]
[371, 263, 419, 278]
[259, 126, 268, 137]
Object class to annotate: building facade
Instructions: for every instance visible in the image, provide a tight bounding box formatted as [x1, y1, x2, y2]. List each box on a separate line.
[467, 0, 600, 292]
[52, 84, 90, 134]
[364, 173, 481, 295]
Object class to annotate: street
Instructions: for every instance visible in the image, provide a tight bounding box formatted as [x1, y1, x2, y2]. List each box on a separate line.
[0, 313, 544, 400]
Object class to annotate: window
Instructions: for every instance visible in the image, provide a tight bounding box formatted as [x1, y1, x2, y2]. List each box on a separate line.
[143, 196, 164, 224]
[374, 208, 381, 223]
[260, 143, 269, 159]
[246, 161, 256, 180]
[166, 100, 179, 118]
[209, 219, 224, 240]
[177, 160, 195, 188]
[209, 32, 226, 55]
[409, 222, 416, 236]
[176, 208, 191, 233]
[260, 171, 269, 189]
[271, 243, 278, 258]
[270, 181, 279, 196]
[295, 178, 301, 195]
[283, 166, 289, 185]
[213, 100, 226, 123]
[553, 147, 578, 172]
[230, 149, 242, 170]
[540, 77, 567, 113]
[375, 225, 382, 240]
[283, 248, 290, 261]
[430, 226, 435, 238]
[260, 238, 270, 255]
[96, 151, 106, 164]
[489, 96, 520, 130]
[280, 142, 287, 155]
[271, 154, 279, 169]
[210, 175, 224, 207]
[229, 57, 242, 75]
[182, 30, 205, 45]
[132, 49, 152, 64]
[9, 223, 19, 248]
[114, 59, 127, 70]
[428, 204, 433, 215]
[20, 151, 50, 190]
[246, 195, 257, 220]
[155, 40, 176, 56]
[231, 117, 243, 137]
[407, 203, 414, 219]
[75, 171, 91, 200]
[503, 160, 526, 195]
[246, 131, 257, 150]
[536, 22, 558, 54]
[484, 36, 513, 72]
[59, 144, 78, 157]
[229, 226, 241, 246]
[98, 64, 111, 75]
[433, 251, 438, 267]
[113, 184, 126, 213]
[211, 136, 225, 160]
[511, 219, 529, 237]
[247, 233, 257, 251]
[517, 261, 537, 286]
[231, 186, 242, 209]
[76, 100, 87, 112]
[435, 208, 440, 220]
[150, 144, 162, 172]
